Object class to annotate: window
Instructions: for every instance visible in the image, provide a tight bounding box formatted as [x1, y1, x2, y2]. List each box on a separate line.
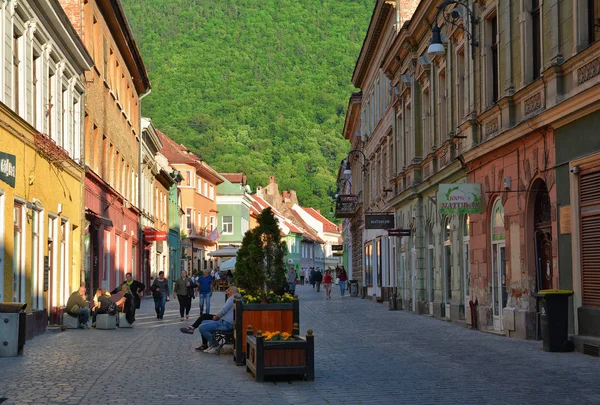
[33, 53, 41, 130]
[13, 34, 22, 115]
[186, 209, 192, 230]
[48, 70, 55, 140]
[437, 69, 447, 144]
[209, 184, 214, 200]
[588, 0, 600, 44]
[204, 181, 208, 197]
[222, 216, 233, 234]
[491, 199, 507, 329]
[103, 37, 109, 83]
[186, 171, 192, 186]
[456, 48, 466, 122]
[532, 0, 542, 80]
[31, 209, 43, 310]
[210, 216, 215, 231]
[13, 203, 24, 302]
[61, 87, 68, 151]
[443, 217, 452, 304]
[197, 177, 201, 193]
[422, 88, 431, 153]
[103, 230, 111, 287]
[115, 234, 120, 286]
[364, 242, 373, 286]
[60, 219, 69, 305]
[487, 14, 499, 104]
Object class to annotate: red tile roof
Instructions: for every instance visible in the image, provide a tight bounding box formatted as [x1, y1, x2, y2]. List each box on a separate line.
[220, 173, 246, 184]
[289, 210, 325, 244]
[303, 207, 338, 233]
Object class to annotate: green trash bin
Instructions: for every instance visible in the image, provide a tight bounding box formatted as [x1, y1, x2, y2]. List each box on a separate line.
[536, 290, 573, 352]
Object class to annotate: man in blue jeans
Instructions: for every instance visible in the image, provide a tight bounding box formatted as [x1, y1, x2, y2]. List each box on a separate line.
[66, 285, 91, 329]
[199, 286, 237, 354]
[196, 269, 213, 315]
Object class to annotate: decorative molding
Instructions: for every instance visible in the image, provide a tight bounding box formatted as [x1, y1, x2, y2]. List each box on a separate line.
[524, 92, 542, 116]
[484, 117, 499, 137]
[577, 57, 600, 85]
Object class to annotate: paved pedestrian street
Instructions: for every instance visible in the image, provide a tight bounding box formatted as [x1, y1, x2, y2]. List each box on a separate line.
[1, 286, 599, 405]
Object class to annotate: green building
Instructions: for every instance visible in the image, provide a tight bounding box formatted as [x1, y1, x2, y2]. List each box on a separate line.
[217, 174, 253, 248]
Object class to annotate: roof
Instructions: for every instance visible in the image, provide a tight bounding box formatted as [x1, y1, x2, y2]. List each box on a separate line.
[304, 208, 339, 233]
[248, 195, 306, 237]
[289, 210, 325, 244]
[156, 130, 223, 185]
[220, 173, 246, 184]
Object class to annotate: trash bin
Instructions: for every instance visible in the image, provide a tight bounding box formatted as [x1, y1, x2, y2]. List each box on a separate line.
[536, 290, 573, 352]
[0, 302, 27, 357]
[349, 280, 359, 297]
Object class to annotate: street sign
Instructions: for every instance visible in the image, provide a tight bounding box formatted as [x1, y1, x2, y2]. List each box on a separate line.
[365, 213, 395, 229]
[332, 244, 343, 251]
[333, 251, 343, 256]
[387, 228, 411, 237]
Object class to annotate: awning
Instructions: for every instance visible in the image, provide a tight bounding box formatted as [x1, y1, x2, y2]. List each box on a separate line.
[220, 257, 236, 271]
[207, 246, 239, 257]
[85, 208, 113, 228]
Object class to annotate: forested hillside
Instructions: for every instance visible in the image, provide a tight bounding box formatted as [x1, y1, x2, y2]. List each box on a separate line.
[122, 0, 372, 215]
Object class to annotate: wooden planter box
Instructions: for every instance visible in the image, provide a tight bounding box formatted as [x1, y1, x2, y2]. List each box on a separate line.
[246, 330, 314, 382]
[233, 295, 299, 366]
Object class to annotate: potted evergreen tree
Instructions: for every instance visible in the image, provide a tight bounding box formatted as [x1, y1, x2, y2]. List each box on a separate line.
[233, 207, 299, 365]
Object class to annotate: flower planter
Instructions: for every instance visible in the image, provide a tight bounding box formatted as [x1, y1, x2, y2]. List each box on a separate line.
[233, 294, 300, 366]
[245, 329, 314, 382]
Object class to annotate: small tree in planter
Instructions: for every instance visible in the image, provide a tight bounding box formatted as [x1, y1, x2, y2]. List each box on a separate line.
[235, 207, 287, 296]
[233, 207, 298, 365]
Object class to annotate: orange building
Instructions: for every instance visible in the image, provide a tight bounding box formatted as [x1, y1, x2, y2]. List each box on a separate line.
[157, 131, 223, 275]
[60, 0, 151, 294]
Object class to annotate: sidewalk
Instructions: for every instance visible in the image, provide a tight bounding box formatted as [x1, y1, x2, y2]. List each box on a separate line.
[0, 285, 599, 404]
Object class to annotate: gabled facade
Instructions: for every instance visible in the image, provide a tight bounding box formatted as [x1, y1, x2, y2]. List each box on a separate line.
[216, 173, 252, 249]
[157, 130, 223, 275]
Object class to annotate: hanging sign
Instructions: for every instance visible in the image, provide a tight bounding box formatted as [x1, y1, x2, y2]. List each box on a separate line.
[144, 230, 167, 242]
[332, 245, 343, 251]
[438, 183, 482, 215]
[0, 151, 16, 188]
[365, 213, 395, 229]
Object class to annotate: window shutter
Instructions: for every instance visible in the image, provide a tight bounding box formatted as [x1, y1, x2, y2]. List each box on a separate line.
[580, 170, 600, 307]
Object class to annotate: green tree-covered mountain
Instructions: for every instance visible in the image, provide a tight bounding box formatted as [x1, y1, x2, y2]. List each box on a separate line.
[122, 0, 372, 216]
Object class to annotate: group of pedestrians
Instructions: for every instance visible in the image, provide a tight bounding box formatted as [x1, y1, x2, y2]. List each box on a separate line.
[316, 266, 348, 299]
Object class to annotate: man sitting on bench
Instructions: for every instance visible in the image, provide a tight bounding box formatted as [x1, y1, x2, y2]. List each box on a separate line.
[180, 313, 214, 351]
[199, 286, 237, 354]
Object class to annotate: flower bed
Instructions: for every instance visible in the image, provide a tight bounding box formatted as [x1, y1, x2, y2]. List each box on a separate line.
[245, 329, 315, 382]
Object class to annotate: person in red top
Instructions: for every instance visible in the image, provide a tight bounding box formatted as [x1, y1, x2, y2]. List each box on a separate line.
[338, 266, 349, 298]
[323, 270, 333, 300]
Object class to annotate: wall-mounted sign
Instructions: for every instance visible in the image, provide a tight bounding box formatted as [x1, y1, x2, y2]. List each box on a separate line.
[332, 244, 343, 251]
[144, 230, 167, 242]
[0, 151, 16, 188]
[333, 251, 343, 256]
[365, 213, 395, 229]
[438, 183, 482, 215]
[388, 229, 411, 237]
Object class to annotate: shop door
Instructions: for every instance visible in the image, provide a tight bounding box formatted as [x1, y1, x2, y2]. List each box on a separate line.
[411, 247, 417, 311]
[492, 243, 506, 331]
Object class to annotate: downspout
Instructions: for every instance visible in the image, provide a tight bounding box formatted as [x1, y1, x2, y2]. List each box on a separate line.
[138, 88, 151, 286]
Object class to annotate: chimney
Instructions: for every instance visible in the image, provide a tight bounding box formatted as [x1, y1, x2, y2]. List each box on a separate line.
[270, 176, 275, 184]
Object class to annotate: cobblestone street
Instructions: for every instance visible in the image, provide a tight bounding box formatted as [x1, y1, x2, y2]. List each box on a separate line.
[1, 285, 599, 405]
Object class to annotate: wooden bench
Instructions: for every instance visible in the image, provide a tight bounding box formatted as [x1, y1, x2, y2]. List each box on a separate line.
[213, 330, 234, 354]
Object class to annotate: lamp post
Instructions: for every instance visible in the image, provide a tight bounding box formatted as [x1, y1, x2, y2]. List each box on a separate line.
[427, 0, 479, 60]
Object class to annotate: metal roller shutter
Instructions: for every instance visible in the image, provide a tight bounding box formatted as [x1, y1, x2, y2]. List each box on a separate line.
[580, 171, 600, 307]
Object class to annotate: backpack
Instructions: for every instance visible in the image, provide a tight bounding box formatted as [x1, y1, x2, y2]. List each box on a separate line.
[107, 302, 117, 316]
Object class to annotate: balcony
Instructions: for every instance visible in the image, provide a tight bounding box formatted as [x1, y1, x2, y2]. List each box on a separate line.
[334, 194, 359, 218]
[186, 225, 217, 245]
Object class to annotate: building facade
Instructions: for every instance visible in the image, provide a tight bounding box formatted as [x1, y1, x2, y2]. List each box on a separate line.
[0, 0, 92, 333]
[340, 0, 600, 349]
[216, 173, 252, 249]
[60, 0, 151, 296]
[157, 130, 222, 276]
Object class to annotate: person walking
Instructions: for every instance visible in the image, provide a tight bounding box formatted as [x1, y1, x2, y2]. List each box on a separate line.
[151, 271, 170, 319]
[338, 266, 349, 298]
[310, 267, 316, 289]
[300, 267, 305, 285]
[323, 270, 333, 299]
[314, 269, 323, 292]
[196, 269, 213, 315]
[287, 267, 297, 295]
[174, 270, 193, 321]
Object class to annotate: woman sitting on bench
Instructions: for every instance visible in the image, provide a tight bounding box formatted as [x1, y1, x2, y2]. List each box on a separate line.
[92, 287, 113, 326]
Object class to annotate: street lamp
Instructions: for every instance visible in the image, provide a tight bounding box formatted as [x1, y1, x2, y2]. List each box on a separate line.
[343, 149, 367, 175]
[427, 0, 479, 60]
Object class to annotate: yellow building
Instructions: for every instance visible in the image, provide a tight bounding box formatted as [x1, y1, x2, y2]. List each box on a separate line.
[0, 0, 92, 335]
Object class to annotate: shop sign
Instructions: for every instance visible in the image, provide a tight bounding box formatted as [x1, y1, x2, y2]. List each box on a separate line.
[144, 230, 167, 242]
[438, 183, 482, 215]
[332, 244, 343, 251]
[0, 151, 16, 188]
[365, 213, 395, 229]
